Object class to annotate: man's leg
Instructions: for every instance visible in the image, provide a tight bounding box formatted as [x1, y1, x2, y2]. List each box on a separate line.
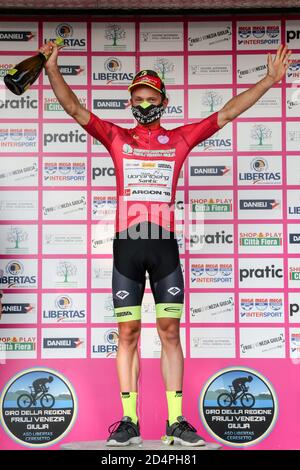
[116, 320, 141, 424]
[157, 317, 184, 424]
[112, 233, 145, 426]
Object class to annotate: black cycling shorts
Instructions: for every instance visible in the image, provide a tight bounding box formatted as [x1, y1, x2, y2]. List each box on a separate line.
[112, 222, 184, 322]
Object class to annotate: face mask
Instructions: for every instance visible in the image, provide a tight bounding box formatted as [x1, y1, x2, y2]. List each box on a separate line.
[131, 99, 165, 124]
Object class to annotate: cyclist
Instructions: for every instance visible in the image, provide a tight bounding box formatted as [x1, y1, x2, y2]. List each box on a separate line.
[32, 376, 54, 400]
[231, 375, 253, 400]
[41, 39, 291, 446]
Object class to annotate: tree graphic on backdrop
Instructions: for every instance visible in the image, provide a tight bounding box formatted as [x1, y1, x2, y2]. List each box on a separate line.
[154, 58, 174, 80]
[56, 261, 77, 283]
[105, 24, 126, 46]
[251, 124, 272, 146]
[202, 90, 223, 112]
[7, 226, 28, 249]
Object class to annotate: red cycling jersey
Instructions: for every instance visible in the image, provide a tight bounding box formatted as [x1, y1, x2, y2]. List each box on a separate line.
[82, 111, 220, 233]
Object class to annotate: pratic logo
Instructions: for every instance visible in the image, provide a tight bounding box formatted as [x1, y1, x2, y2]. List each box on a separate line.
[286, 23, 300, 47]
[1, 261, 36, 288]
[92, 57, 134, 84]
[43, 126, 87, 150]
[239, 260, 284, 287]
[92, 161, 116, 183]
[290, 294, 300, 321]
[0, 30, 35, 42]
[190, 229, 233, 248]
[239, 157, 281, 184]
[92, 328, 119, 357]
[43, 295, 86, 323]
[0, 94, 38, 111]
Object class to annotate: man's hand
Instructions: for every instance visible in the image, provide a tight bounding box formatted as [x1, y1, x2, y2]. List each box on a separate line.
[217, 44, 293, 128]
[39, 40, 65, 71]
[267, 44, 292, 84]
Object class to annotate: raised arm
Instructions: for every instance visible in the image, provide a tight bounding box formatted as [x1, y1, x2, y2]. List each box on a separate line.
[217, 44, 292, 128]
[40, 40, 90, 126]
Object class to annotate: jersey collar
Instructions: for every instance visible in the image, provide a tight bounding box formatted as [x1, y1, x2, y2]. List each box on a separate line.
[134, 121, 162, 132]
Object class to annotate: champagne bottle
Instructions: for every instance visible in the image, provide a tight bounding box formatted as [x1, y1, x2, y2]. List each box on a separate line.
[4, 37, 64, 95]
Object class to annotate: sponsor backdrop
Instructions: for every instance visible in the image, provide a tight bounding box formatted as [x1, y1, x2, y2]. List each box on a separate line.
[0, 14, 299, 449]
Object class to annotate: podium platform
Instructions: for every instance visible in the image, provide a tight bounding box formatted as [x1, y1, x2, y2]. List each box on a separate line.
[60, 440, 222, 450]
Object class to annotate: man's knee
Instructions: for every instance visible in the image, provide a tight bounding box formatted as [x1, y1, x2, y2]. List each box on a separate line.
[118, 320, 141, 346]
[157, 318, 180, 345]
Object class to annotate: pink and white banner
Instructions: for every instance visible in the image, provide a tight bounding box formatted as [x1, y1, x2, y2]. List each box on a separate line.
[0, 14, 300, 449]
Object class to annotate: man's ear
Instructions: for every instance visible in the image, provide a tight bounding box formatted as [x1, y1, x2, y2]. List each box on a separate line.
[162, 96, 169, 108]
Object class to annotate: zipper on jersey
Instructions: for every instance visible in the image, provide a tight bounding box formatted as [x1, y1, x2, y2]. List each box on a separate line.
[148, 128, 151, 150]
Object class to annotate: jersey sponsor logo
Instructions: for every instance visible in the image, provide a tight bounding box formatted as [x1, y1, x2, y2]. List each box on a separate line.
[123, 159, 175, 202]
[122, 143, 176, 158]
[157, 135, 170, 144]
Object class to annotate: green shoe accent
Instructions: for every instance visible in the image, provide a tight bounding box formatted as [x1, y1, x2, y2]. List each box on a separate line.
[166, 390, 183, 426]
[120, 392, 138, 425]
[156, 303, 183, 319]
[114, 305, 141, 322]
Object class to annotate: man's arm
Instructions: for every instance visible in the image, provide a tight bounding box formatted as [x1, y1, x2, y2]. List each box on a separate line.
[218, 44, 292, 128]
[40, 41, 90, 126]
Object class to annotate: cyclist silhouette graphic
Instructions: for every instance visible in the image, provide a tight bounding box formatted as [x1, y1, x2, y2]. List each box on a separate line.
[32, 376, 54, 400]
[217, 375, 255, 408]
[232, 375, 253, 400]
[17, 375, 55, 409]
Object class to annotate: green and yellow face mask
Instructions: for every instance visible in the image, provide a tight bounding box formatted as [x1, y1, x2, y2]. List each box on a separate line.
[131, 100, 166, 124]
